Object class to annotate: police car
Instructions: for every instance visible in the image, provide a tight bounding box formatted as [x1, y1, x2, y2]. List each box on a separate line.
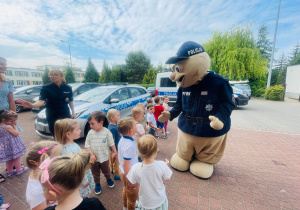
[232, 86, 249, 107]
[156, 71, 178, 105]
[35, 85, 150, 138]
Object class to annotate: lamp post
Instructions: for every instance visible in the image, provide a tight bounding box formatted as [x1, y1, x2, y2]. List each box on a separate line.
[267, 0, 281, 88]
[61, 40, 73, 68]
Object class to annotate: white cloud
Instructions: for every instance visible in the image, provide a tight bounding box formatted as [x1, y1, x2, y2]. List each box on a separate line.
[0, 0, 299, 71]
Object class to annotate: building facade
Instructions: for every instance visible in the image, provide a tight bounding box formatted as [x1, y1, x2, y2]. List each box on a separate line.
[5, 65, 85, 85]
[285, 64, 300, 100]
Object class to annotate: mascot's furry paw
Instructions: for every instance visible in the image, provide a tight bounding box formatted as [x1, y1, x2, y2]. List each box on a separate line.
[170, 153, 189, 171]
[158, 111, 171, 123]
[209, 116, 224, 130]
[190, 160, 213, 179]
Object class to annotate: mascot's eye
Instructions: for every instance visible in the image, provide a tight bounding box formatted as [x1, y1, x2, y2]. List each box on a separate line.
[175, 66, 180, 72]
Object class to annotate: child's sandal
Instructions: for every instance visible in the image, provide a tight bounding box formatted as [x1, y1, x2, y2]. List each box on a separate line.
[0, 203, 11, 210]
[6, 171, 16, 178]
[16, 166, 29, 175]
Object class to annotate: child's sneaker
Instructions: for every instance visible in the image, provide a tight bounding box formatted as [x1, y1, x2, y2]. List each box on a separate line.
[163, 134, 167, 139]
[107, 178, 114, 188]
[166, 131, 171, 134]
[114, 175, 120, 180]
[95, 184, 101, 194]
[155, 135, 159, 139]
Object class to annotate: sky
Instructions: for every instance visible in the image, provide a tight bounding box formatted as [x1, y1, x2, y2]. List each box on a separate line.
[1, 0, 299, 72]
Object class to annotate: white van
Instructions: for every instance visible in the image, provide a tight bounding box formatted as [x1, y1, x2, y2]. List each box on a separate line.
[155, 71, 178, 105]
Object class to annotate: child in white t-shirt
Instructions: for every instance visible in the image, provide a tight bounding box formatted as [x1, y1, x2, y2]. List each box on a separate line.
[25, 141, 62, 209]
[127, 134, 172, 210]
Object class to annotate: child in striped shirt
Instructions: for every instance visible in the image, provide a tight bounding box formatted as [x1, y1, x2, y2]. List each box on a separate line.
[85, 111, 117, 195]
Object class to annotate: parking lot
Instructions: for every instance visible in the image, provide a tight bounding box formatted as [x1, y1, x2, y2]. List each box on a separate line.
[0, 98, 300, 209]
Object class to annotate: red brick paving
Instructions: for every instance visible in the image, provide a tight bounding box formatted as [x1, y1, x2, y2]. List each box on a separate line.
[1, 112, 300, 209]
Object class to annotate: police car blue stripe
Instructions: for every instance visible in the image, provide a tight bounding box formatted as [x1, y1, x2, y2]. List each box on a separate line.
[158, 91, 177, 96]
[79, 96, 149, 119]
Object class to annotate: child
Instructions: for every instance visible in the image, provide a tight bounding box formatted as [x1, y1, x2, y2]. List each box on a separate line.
[107, 109, 121, 180]
[132, 107, 145, 142]
[85, 111, 117, 195]
[146, 98, 153, 105]
[146, 104, 160, 138]
[127, 135, 172, 210]
[54, 119, 95, 197]
[117, 117, 139, 210]
[162, 96, 171, 135]
[0, 110, 28, 177]
[136, 103, 148, 132]
[41, 150, 106, 210]
[25, 141, 62, 210]
[153, 96, 166, 139]
[132, 107, 145, 162]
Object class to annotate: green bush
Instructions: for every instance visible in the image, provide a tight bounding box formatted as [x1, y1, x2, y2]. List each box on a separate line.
[249, 80, 266, 97]
[265, 85, 284, 101]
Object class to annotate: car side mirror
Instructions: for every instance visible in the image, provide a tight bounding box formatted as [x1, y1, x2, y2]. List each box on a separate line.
[110, 98, 119, 103]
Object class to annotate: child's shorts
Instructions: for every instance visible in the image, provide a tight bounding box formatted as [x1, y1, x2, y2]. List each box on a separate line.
[156, 121, 164, 129]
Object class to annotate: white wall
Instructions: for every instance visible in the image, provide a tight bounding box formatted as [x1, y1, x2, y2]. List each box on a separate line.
[286, 64, 300, 99]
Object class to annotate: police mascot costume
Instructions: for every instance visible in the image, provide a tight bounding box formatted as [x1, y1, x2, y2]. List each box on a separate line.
[158, 41, 235, 179]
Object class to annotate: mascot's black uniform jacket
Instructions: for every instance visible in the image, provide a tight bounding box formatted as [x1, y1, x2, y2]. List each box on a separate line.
[170, 71, 235, 138]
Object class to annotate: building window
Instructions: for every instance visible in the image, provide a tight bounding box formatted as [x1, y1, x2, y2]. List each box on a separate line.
[17, 80, 30, 85]
[15, 71, 29, 77]
[32, 81, 43, 85]
[5, 70, 13, 76]
[31, 72, 43, 77]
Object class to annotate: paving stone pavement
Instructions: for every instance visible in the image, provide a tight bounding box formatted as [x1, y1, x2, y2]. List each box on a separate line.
[0, 98, 299, 209]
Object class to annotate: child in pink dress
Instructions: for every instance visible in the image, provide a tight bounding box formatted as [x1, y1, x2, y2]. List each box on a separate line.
[0, 110, 28, 177]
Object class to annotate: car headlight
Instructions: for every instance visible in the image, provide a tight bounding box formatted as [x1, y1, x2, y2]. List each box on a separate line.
[74, 108, 88, 118]
[37, 109, 46, 119]
[233, 94, 238, 98]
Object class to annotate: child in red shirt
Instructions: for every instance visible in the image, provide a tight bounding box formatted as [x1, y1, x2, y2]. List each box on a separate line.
[153, 96, 167, 139]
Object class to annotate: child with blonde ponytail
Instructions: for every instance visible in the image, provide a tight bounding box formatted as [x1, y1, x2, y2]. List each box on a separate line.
[54, 118, 94, 197]
[42, 150, 105, 210]
[25, 141, 62, 210]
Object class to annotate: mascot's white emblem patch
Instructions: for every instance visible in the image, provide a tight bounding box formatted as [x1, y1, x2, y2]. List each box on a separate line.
[183, 92, 191, 96]
[205, 104, 213, 111]
[65, 97, 69, 102]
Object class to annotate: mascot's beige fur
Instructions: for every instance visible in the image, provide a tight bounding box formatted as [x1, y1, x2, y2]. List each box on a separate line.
[159, 41, 234, 179]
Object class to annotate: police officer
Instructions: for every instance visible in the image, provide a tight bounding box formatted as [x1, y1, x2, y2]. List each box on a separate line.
[16, 69, 75, 135]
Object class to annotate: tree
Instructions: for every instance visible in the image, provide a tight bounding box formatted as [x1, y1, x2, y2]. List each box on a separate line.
[99, 61, 111, 83]
[289, 43, 300, 65]
[203, 24, 268, 81]
[271, 53, 288, 85]
[110, 64, 124, 82]
[125, 50, 151, 84]
[142, 66, 158, 85]
[256, 24, 272, 62]
[64, 65, 75, 84]
[42, 66, 51, 84]
[84, 58, 100, 82]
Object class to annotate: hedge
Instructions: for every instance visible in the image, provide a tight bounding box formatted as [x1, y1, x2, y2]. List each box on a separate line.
[265, 85, 285, 101]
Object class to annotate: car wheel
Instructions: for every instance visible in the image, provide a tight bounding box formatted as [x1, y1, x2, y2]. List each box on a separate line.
[15, 105, 23, 113]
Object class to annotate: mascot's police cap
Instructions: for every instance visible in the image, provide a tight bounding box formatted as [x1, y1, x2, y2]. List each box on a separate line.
[166, 41, 205, 64]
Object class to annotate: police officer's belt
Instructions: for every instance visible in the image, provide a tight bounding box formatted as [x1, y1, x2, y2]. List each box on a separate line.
[181, 113, 209, 123]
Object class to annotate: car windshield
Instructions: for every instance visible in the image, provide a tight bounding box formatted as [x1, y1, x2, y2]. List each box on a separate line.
[69, 83, 83, 91]
[235, 84, 250, 91]
[14, 86, 36, 94]
[74, 86, 117, 103]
